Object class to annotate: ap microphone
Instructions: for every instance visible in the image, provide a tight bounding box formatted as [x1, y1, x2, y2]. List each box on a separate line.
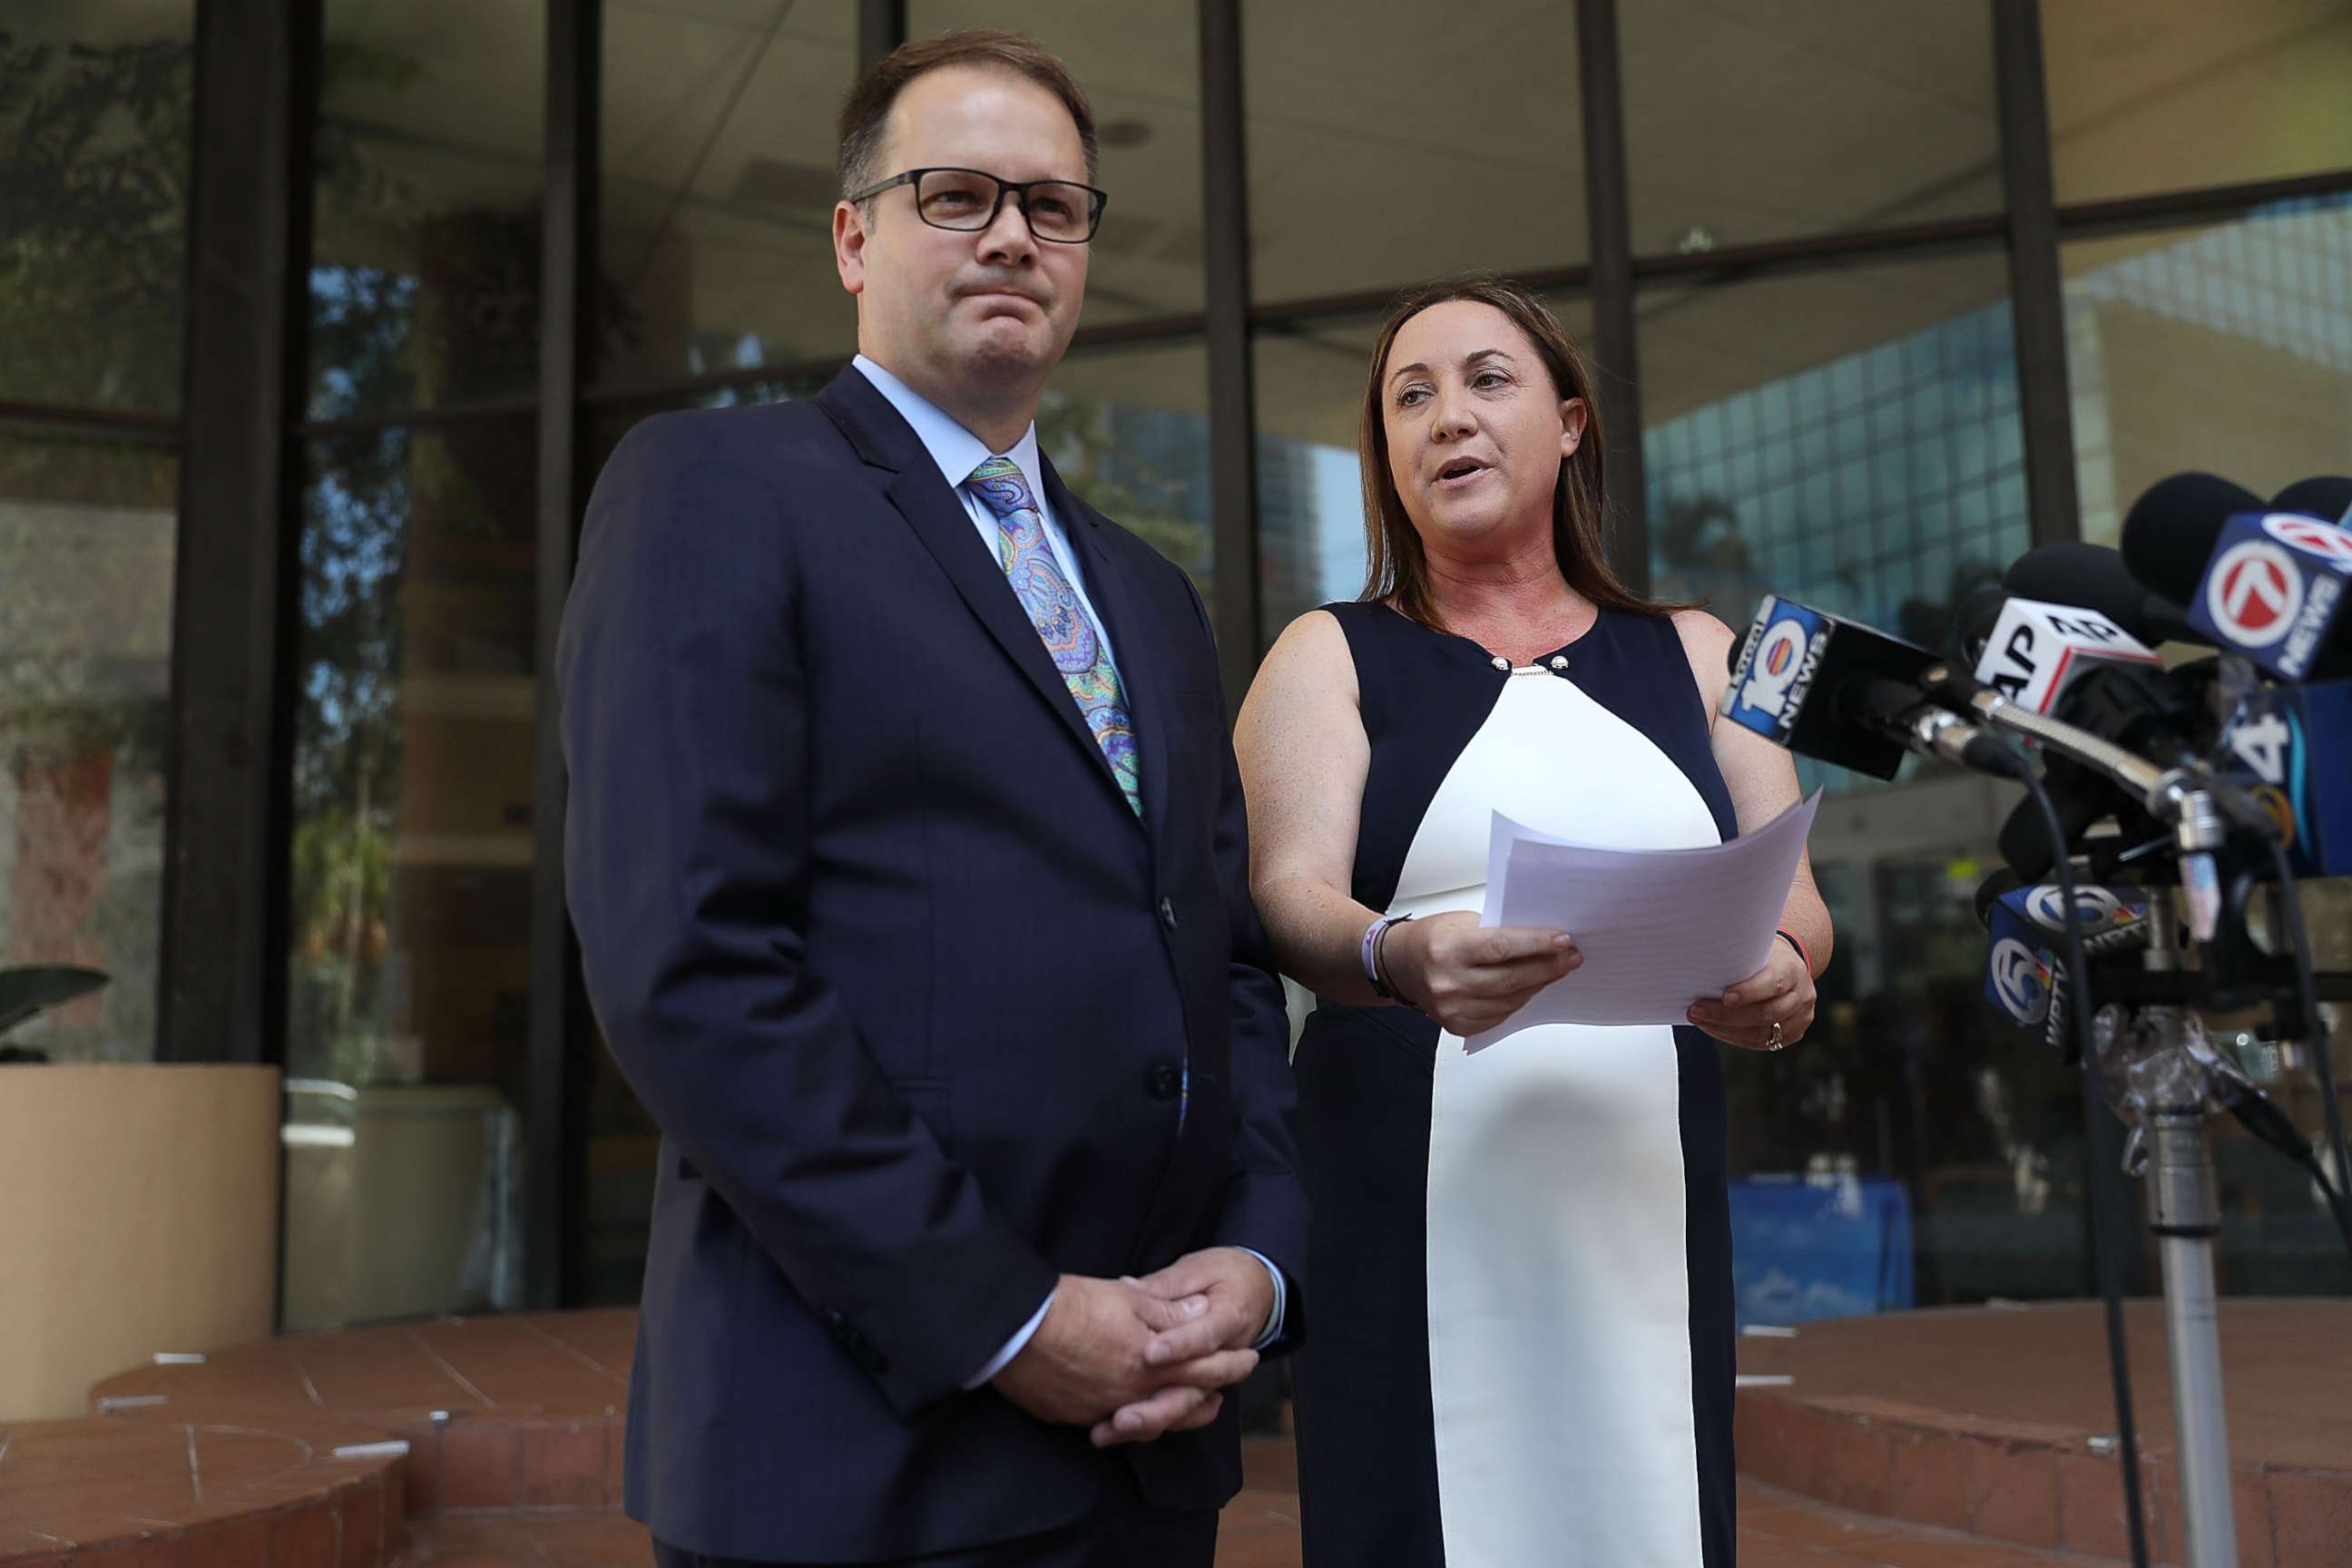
[2270, 476, 2352, 527]
[1967, 593, 2161, 713]
[2002, 541, 2202, 649]
[1722, 596, 2023, 779]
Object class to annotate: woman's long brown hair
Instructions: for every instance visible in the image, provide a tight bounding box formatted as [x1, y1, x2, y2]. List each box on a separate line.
[1359, 274, 1682, 626]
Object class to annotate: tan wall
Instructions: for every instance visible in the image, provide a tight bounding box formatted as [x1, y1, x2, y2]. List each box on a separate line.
[0, 1064, 279, 1419]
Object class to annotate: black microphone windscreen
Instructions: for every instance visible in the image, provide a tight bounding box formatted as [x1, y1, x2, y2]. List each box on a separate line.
[1975, 867, 2022, 930]
[2271, 475, 2352, 524]
[2001, 542, 2193, 645]
[2119, 471, 2265, 604]
[1949, 584, 2009, 664]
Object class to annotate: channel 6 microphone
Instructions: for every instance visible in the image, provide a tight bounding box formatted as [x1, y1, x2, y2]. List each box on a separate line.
[2218, 679, 2352, 876]
[1723, 595, 2023, 779]
[1982, 881, 2149, 1031]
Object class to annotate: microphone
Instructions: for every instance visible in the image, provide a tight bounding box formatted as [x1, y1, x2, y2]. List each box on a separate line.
[1721, 595, 2024, 780]
[2217, 678, 2352, 876]
[1965, 593, 2162, 713]
[2181, 508, 2352, 681]
[2002, 541, 2203, 648]
[1981, 880, 2150, 1033]
[2271, 476, 2352, 527]
[2119, 472, 2267, 606]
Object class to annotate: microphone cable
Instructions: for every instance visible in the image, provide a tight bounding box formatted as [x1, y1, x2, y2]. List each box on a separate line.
[2257, 832, 2352, 1271]
[2010, 746, 2152, 1568]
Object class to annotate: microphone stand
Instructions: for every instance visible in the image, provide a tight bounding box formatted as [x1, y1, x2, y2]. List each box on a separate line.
[2133, 911, 2239, 1567]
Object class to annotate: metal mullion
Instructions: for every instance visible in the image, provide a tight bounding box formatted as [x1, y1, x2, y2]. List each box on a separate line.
[0, 402, 181, 443]
[1993, 0, 2079, 555]
[2055, 167, 2352, 240]
[1577, 0, 1647, 594]
[527, 0, 599, 1312]
[161, 0, 318, 1071]
[858, 0, 906, 74]
[1199, 0, 1260, 699]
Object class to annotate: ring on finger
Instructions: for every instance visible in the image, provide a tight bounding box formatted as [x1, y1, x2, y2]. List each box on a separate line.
[1768, 1020, 1785, 1051]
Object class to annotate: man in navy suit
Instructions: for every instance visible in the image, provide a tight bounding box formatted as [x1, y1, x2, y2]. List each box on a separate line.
[558, 28, 1306, 1568]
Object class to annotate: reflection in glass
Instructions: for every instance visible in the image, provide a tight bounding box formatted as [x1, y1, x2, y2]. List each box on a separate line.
[2044, 0, 2352, 205]
[281, 416, 537, 1328]
[308, 1, 547, 418]
[0, 429, 174, 1063]
[1622, 1, 1998, 254]
[1642, 252, 2026, 650]
[1045, 342, 1214, 609]
[598, 2, 858, 388]
[1244, 1, 1581, 302]
[2065, 195, 2352, 545]
[914, 2, 1205, 321]
[0, 4, 195, 413]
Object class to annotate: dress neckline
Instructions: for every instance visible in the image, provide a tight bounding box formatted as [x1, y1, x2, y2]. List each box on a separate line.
[1377, 601, 1606, 670]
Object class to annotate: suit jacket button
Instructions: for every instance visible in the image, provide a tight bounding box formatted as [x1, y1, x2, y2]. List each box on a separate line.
[1146, 1061, 1183, 1102]
[1158, 896, 1179, 931]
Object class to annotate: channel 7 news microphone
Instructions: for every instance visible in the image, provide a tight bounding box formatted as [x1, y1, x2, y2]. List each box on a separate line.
[1722, 595, 2024, 779]
[2122, 473, 2352, 681]
[1981, 880, 2149, 1031]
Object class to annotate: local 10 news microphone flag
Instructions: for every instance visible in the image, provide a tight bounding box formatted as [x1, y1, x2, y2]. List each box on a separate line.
[1983, 881, 2150, 1033]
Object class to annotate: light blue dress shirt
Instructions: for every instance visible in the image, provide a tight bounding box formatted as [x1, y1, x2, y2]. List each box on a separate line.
[847, 355, 1287, 1388]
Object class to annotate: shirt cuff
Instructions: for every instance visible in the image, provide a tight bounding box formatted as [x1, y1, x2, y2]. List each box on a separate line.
[964, 1287, 1054, 1389]
[1237, 1248, 1286, 1350]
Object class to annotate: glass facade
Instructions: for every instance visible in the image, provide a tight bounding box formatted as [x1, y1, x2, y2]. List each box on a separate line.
[0, 3, 190, 1065]
[4, 2, 2347, 1323]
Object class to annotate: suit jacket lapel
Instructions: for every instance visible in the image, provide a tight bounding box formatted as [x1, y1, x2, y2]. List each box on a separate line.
[813, 369, 1127, 809]
[1044, 456, 1174, 860]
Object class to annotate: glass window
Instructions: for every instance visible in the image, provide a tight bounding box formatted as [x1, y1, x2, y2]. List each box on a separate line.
[308, 1, 546, 420]
[0, 427, 175, 1063]
[913, 4, 1204, 324]
[2044, 0, 2352, 205]
[598, 3, 858, 391]
[0, 4, 196, 414]
[2064, 195, 2352, 545]
[1636, 253, 2102, 1321]
[1253, 297, 1597, 652]
[1622, 1, 1998, 256]
[1641, 251, 2025, 643]
[1045, 341, 1214, 608]
[280, 416, 537, 1329]
[1245, 2, 1583, 304]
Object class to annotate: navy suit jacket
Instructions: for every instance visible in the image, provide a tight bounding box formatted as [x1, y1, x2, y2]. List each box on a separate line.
[557, 366, 1308, 1562]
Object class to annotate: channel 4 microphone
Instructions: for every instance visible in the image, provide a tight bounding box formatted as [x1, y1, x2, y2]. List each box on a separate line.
[1722, 595, 2023, 779]
[2217, 679, 2352, 876]
[2122, 472, 2352, 681]
[1981, 880, 2149, 1033]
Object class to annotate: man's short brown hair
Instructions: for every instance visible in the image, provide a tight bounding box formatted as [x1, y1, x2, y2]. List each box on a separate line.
[837, 29, 1099, 201]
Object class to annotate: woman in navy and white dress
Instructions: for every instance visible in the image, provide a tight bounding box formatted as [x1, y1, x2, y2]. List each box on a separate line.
[1236, 277, 1833, 1566]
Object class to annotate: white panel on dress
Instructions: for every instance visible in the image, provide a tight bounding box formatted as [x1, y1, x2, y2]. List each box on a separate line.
[1394, 671, 1722, 1567]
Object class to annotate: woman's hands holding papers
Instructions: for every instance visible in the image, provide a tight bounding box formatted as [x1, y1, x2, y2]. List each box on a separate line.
[1686, 939, 1814, 1051]
[1382, 911, 1582, 1037]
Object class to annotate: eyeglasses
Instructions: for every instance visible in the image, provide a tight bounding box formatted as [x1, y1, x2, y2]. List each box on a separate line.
[846, 166, 1108, 244]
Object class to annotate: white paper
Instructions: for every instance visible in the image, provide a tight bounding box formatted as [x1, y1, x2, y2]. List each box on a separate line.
[1464, 790, 1821, 1051]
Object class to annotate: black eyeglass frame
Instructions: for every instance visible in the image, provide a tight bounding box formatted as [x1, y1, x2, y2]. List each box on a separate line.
[845, 166, 1109, 243]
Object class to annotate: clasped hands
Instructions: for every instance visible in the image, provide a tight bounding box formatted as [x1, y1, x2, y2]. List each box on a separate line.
[991, 1247, 1272, 1449]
